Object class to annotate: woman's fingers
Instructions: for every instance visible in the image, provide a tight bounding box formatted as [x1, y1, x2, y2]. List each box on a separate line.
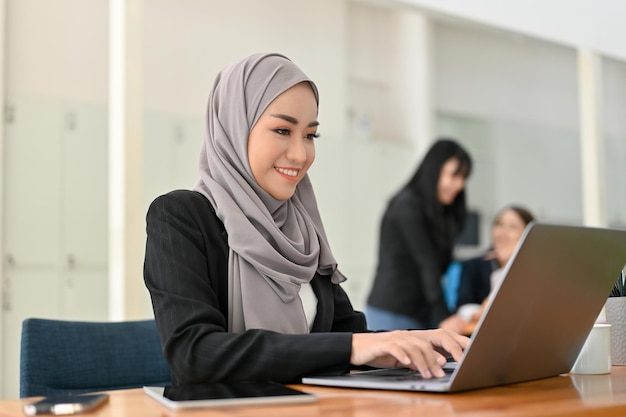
[424, 328, 470, 362]
[351, 329, 469, 378]
[399, 334, 448, 378]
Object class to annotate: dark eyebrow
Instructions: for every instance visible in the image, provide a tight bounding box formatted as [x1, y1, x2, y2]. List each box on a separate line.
[270, 113, 319, 128]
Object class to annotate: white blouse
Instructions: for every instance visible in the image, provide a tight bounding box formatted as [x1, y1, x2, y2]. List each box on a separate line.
[299, 282, 318, 331]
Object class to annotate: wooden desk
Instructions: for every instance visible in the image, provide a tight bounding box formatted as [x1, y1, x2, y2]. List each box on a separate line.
[4, 367, 626, 417]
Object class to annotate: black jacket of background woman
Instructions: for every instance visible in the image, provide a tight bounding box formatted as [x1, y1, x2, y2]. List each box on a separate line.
[367, 188, 452, 327]
[456, 255, 496, 308]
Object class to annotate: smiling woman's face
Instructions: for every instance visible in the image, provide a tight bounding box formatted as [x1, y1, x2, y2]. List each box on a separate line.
[247, 82, 319, 201]
[492, 209, 527, 266]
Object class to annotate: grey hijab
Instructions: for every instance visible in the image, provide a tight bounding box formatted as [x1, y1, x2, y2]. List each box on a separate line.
[193, 53, 345, 334]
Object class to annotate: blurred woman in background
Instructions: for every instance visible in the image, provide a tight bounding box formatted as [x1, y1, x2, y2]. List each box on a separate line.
[365, 139, 472, 331]
[441, 205, 535, 334]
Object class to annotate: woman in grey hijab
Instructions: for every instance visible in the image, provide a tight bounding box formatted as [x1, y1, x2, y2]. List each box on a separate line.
[144, 53, 468, 385]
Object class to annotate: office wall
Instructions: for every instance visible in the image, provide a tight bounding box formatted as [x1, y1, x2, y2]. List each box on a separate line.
[433, 21, 581, 245]
[5, 0, 108, 101]
[401, 0, 626, 61]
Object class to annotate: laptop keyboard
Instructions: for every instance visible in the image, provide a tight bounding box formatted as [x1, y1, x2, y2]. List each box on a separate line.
[350, 366, 455, 383]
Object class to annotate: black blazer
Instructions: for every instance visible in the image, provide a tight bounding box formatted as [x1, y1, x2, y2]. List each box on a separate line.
[144, 190, 367, 385]
[456, 255, 496, 309]
[367, 188, 452, 327]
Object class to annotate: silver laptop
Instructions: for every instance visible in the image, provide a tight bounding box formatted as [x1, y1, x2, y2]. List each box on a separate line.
[302, 222, 626, 393]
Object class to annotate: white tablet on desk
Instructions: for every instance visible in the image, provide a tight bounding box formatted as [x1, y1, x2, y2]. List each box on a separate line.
[144, 382, 316, 410]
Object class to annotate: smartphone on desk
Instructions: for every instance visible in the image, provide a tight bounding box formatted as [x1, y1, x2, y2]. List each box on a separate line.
[23, 393, 109, 415]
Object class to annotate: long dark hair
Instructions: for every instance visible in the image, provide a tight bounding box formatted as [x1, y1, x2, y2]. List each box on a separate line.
[404, 138, 472, 250]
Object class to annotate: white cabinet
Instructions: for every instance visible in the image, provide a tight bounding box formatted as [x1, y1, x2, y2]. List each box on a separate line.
[2, 97, 108, 399]
[4, 98, 62, 268]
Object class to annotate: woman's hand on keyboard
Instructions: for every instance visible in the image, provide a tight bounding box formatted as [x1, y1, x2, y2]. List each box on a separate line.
[350, 329, 469, 378]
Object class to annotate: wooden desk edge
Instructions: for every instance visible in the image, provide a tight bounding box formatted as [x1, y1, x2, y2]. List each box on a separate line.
[3, 367, 626, 417]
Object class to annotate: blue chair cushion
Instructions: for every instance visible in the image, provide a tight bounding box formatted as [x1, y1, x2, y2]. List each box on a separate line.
[20, 318, 171, 398]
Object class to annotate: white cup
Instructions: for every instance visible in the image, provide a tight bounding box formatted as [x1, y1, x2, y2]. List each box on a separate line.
[457, 303, 481, 322]
[570, 323, 612, 375]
